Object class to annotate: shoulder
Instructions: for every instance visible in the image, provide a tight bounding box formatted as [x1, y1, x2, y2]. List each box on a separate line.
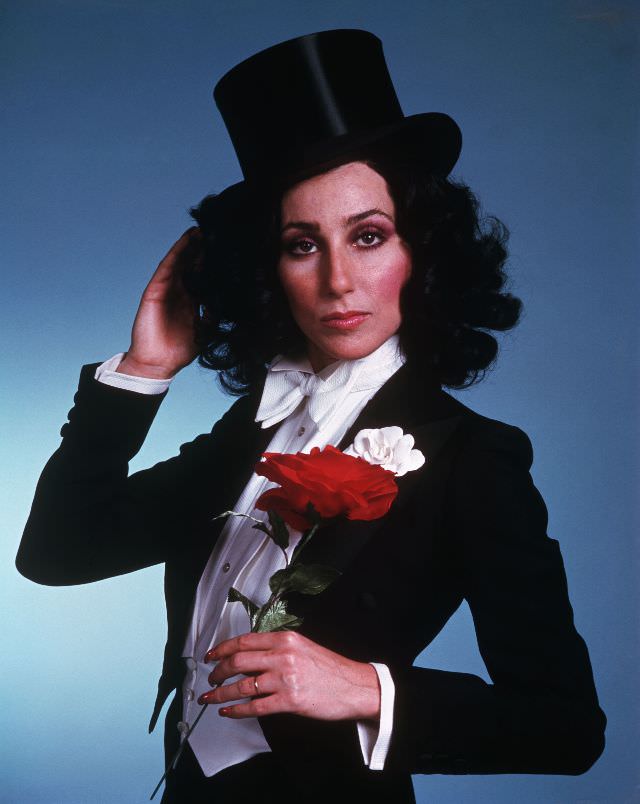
[437, 389, 535, 472]
[398, 363, 533, 469]
[437, 393, 548, 540]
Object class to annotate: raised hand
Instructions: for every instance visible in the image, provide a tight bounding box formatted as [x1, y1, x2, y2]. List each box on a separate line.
[118, 227, 203, 379]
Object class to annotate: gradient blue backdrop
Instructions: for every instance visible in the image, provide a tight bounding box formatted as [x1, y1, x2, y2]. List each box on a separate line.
[3, 2, 638, 802]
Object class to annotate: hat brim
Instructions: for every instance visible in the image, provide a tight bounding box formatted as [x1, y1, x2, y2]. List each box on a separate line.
[284, 111, 462, 183]
[219, 111, 461, 198]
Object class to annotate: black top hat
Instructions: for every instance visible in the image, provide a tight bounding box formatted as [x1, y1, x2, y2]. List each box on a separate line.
[214, 29, 462, 188]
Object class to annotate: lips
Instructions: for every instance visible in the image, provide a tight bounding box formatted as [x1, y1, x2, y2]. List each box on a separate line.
[321, 310, 369, 321]
[320, 311, 370, 331]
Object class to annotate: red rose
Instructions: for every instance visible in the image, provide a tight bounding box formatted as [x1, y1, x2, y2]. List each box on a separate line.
[254, 445, 398, 531]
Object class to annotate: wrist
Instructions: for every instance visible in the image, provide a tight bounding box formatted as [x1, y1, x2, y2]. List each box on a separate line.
[353, 661, 381, 721]
[117, 354, 177, 380]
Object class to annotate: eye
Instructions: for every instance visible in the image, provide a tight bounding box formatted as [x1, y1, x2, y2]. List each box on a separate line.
[284, 238, 318, 256]
[355, 229, 385, 248]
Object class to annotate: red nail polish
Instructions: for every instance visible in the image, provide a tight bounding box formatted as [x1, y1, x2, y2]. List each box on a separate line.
[219, 707, 230, 716]
[205, 649, 217, 663]
[198, 695, 209, 706]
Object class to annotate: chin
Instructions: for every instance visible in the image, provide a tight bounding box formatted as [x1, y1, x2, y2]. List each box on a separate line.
[309, 332, 395, 370]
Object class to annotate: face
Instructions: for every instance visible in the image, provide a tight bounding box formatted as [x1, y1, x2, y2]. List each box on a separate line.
[277, 161, 412, 372]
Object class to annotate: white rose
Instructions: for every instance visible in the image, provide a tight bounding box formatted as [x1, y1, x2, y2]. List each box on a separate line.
[344, 426, 426, 477]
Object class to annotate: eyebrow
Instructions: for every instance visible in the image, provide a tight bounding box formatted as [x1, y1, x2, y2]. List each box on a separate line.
[281, 207, 394, 234]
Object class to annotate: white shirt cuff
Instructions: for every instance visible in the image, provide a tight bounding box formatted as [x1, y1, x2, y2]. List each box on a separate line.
[356, 662, 395, 771]
[94, 353, 173, 395]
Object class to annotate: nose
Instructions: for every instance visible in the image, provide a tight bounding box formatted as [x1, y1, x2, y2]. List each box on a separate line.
[321, 243, 355, 297]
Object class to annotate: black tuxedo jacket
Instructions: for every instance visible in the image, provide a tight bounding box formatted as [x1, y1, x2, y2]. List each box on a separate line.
[17, 361, 606, 803]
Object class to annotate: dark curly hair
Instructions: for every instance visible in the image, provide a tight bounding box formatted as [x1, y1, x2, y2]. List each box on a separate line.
[185, 139, 522, 396]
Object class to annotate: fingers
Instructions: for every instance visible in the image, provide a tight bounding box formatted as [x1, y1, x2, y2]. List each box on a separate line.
[197, 631, 320, 720]
[199, 671, 274, 706]
[207, 649, 274, 687]
[200, 675, 291, 719]
[168, 226, 202, 254]
[148, 227, 203, 286]
[172, 227, 203, 260]
[195, 632, 377, 721]
[218, 694, 283, 719]
[206, 630, 303, 663]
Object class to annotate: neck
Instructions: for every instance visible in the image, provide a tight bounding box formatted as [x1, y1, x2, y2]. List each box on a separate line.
[305, 334, 403, 374]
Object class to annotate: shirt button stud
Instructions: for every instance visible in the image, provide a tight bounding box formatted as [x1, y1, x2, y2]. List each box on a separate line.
[222, 562, 231, 573]
[177, 721, 189, 735]
[297, 426, 305, 436]
[186, 689, 195, 702]
[185, 657, 197, 671]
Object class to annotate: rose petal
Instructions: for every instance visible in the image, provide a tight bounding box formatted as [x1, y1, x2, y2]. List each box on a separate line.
[352, 430, 371, 455]
[379, 426, 404, 446]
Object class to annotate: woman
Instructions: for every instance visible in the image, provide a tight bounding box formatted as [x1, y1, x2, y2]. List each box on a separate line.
[16, 30, 605, 803]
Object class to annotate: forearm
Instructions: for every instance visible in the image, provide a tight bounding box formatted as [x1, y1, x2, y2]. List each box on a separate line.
[16, 362, 170, 585]
[384, 663, 605, 776]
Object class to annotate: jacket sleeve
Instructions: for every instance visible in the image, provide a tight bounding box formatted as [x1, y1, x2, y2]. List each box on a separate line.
[384, 421, 606, 776]
[16, 363, 247, 586]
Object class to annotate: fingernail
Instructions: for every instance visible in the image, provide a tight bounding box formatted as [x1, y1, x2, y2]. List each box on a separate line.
[205, 648, 217, 663]
[198, 694, 210, 705]
[219, 707, 230, 717]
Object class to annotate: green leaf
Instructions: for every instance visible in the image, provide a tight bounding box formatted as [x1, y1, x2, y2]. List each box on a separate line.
[268, 568, 288, 595]
[267, 509, 290, 551]
[227, 587, 259, 629]
[254, 599, 304, 632]
[251, 521, 272, 537]
[268, 563, 341, 597]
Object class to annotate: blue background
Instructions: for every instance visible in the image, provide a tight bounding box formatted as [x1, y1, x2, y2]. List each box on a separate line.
[2, 1, 638, 802]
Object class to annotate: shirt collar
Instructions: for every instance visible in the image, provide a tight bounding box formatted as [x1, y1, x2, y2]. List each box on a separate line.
[268, 333, 405, 386]
[255, 335, 406, 431]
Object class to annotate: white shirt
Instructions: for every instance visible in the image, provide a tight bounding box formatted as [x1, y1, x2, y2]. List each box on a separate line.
[94, 335, 403, 775]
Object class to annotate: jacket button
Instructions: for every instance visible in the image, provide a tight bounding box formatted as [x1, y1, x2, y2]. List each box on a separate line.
[222, 562, 231, 573]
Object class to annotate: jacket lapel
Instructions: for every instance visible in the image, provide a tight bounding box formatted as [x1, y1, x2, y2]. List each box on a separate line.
[286, 363, 468, 578]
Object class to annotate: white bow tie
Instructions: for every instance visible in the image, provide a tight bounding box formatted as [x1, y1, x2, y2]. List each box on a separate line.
[255, 336, 406, 432]
[255, 360, 364, 431]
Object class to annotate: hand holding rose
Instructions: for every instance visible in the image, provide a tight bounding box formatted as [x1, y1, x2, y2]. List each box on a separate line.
[199, 630, 381, 722]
